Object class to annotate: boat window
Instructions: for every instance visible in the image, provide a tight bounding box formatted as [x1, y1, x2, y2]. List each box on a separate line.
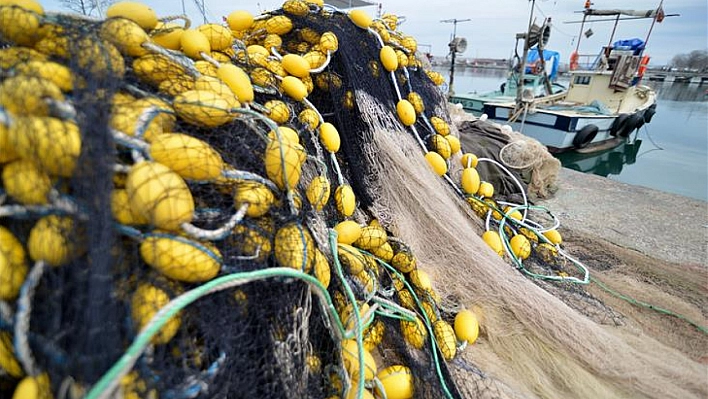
[574, 75, 591, 85]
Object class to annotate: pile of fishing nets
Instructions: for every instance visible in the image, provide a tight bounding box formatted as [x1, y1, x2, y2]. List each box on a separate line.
[2, 1, 703, 399]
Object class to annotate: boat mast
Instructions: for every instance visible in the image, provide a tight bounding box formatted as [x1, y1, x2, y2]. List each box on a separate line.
[574, 1, 591, 55]
[441, 18, 470, 98]
[574, 16, 586, 55]
[606, 13, 620, 55]
[516, 0, 536, 106]
[643, 0, 664, 49]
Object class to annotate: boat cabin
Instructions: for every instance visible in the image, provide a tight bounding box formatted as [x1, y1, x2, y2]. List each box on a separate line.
[566, 41, 650, 114]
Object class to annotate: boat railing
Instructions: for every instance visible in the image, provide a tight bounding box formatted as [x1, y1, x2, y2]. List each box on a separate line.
[574, 53, 602, 71]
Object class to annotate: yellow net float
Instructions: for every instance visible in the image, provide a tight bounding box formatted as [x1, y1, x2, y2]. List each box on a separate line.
[226, 10, 254, 31]
[264, 33, 283, 51]
[197, 23, 233, 52]
[335, 184, 356, 217]
[543, 229, 563, 245]
[298, 108, 320, 130]
[27, 215, 78, 267]
[151, 21, 184, 50]
[430, 134, 451, 159]
[400, 316, 426, 349]
[126, 161, 195, 231]
[460, 167, 481, 195]
[352, 226, 387, 250]
[380, 46, 398, 72]
[140, 235, 222, 282]
[370, 241, 394, 262]
[313, 249, 330, 288]
[446, 135, 461, 154]
[319, 31, 338, 52]
[100, 17, 150, 58]
[349, 9, 373, 29]
[263, 137, 306, 190]
[334, 220, 362, 245]
[430, 116, 450, 136]
[130, 283, 181, 344]
[282, 0, 310, 17]
[106, 1, 158, 30]
[149, 133, 225, 181]
[264, 100, 291, 124]
[433, 320, 457, 360]
[179, 29, 210, 60]
[510, 234, 531, 260]
[265, 15, 293, 35]
[482, 230, 504, 256]
[217, 64, 254, 103]
[306, 175, 330, 210]
[454, 309, 480, 344]
[233, 181, 275, 218]
[1, 159, 51, 205]
[274, 222, 315, 272]
[376, 365, 414, 399]
[396, 99, 416, 126]
[319, 122, 341, 153]
[281, 75, 308, 101]
[194, 75, 240, 108]
[424, 151, 447, 176]
[460, 153, 478, 167]
[281, 53, 311, 78]
[172, 90, 233, 127]
[407, 92, 425, 114]
[0, 226, 28, 301]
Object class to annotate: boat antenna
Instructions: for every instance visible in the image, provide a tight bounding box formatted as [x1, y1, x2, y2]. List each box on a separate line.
[440, 18, 470, 99]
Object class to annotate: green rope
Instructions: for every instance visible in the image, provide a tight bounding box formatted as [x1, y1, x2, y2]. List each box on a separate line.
[329, 230, 366, 399]
[375, 259, 455, 399]
[486, 202, 707, 335]
[83, 268, 345, 399]
[591, 276, 708, 335]
[498, 204, 590, 284]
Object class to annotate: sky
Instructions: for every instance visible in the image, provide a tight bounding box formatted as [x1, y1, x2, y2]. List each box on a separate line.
[40, 0, 707, 65]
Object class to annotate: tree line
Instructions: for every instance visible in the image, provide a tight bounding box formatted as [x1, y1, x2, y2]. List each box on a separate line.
[670, 50, 708, 72]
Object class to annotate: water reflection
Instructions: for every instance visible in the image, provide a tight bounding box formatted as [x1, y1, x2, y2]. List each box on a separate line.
[644, 80, 708, 102]
[555, 139, 643, 178]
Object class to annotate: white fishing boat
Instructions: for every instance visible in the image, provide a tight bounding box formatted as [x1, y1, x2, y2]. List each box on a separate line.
[477, 1, 668, 153]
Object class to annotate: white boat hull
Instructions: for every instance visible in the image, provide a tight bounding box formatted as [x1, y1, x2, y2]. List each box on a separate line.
[483, 96, 656, 153]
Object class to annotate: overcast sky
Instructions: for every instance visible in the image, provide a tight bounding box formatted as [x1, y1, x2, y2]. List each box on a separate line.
[41, 0, 707, 65]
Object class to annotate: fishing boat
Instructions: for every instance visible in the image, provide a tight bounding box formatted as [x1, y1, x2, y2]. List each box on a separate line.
[450, 47, 567, 116]
[472, 2, 669, 153]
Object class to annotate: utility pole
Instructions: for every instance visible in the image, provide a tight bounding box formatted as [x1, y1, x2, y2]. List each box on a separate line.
[441, 18, 470, 98]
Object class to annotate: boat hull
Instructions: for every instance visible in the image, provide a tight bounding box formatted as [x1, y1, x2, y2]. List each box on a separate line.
[482, 98, 656, 153]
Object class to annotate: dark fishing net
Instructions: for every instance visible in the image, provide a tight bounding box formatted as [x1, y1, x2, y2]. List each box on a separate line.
[0, 2, 503, 399]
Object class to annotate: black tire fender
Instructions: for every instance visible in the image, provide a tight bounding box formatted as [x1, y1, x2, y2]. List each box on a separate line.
[610, 114, 629, 137]
[644, 104, 657, 123]
[634, 111, 646, 131]
[573, 124, 599, 149]
[619, 113, 643, 137]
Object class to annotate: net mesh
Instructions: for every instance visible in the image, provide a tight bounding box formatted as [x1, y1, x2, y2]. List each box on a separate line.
[1, 3, 705, 399]
[0, 4, 463, 398]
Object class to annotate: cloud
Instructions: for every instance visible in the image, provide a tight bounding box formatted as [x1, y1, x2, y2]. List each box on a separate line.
[39, 0, 707, 64]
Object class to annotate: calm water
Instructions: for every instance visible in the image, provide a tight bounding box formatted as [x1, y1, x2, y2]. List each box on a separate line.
[435, 67, 708, 201]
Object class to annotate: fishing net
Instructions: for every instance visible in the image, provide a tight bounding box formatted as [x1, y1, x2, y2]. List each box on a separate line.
[1, 2, 705, 399]
[0, 3, 468, 398]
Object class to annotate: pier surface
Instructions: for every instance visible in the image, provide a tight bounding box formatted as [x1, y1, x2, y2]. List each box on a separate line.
[538, 168, 707, 266]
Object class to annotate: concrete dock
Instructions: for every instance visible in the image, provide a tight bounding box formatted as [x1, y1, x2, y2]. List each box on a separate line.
[537, 168, 707, 266]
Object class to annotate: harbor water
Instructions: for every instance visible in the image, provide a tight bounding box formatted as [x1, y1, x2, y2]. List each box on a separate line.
[435, 67, 708, 201]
